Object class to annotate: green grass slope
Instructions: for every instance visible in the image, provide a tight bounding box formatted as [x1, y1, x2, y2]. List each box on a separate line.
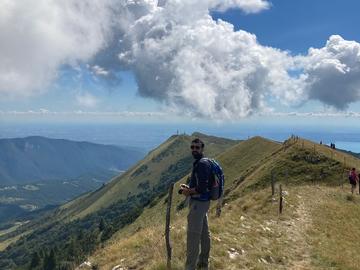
[0, 133, 238, 269]
[88, 137, 360, 270]
[57, 133, 239, 220]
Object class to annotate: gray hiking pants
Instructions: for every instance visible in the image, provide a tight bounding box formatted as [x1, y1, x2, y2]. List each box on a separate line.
[185, 199, 211, 270]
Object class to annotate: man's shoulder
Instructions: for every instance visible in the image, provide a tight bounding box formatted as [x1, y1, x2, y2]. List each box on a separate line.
[198, 157, 212, 168]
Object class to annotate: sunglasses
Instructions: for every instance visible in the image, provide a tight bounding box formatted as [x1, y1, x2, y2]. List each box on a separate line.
[190, 145, 201, 150]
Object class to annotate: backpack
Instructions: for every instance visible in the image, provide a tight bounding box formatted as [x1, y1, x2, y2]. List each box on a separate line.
[202, 158, 225, 201]
[349, 173, 356, 184]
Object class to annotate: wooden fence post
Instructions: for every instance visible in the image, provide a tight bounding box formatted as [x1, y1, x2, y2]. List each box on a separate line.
[165, 183, 174, 270]
[279, 184, 283, 214]
[271, 171, 275, 196]
[216, 197, 223, 218]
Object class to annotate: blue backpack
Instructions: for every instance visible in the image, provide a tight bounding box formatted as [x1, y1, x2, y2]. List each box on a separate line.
[202, 158, 225, 200]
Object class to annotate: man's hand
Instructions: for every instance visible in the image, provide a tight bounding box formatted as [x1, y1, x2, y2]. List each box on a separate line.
[181, 186, 197, 197]
[181, 187, 191, 196]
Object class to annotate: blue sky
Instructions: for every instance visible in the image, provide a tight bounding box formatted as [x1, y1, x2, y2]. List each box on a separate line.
[213, 0, 360, 54]
[1, 0, 360, 123]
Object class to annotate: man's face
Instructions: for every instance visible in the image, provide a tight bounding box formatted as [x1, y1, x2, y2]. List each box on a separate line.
[190, 142, 203, 158]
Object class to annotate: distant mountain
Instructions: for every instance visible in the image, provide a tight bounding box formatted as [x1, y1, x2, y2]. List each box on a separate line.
[0, 136, 145, 185]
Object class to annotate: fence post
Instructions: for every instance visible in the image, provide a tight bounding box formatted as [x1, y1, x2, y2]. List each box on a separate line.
[216, 197, 223, 218]
[279, 184, 283, 214]
[271, 171, 275, 196]
[165, 183, 174, 270]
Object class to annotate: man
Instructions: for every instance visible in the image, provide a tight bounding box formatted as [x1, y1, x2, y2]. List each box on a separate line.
[180, 138, 213, 270]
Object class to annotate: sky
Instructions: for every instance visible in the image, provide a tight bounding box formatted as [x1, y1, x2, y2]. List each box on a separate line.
[1, 0, 360, 124]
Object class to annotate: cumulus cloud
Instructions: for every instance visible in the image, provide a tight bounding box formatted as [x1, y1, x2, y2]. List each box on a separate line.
[301, 35, 360, 110]
[0, 0, 116, 98]
[116, 0, 304, 118]
[1, 0, 360, 120]
[76, 92, 99, 108]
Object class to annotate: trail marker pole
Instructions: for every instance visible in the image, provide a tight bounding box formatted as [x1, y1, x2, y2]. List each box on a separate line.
[165, 183, 174, 270]
[279, 184, 283, 214]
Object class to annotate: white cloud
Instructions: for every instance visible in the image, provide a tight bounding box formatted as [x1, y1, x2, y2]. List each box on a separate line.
[91, 65, 109, 76]
[2, 1, 360, 120]
[117, 0, 303, 119]
[210, 0, 270, 13]
[0, 109, 167, 118]
[0, 0, 116, 98]
[301, 35, 360, 109]
[76, 92, 100, 108]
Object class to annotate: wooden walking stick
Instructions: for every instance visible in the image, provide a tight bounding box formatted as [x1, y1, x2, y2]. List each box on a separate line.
[165, 183, 174, 270]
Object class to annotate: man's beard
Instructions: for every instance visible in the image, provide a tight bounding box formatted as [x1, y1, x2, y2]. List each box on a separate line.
[192, 152, 203, 160]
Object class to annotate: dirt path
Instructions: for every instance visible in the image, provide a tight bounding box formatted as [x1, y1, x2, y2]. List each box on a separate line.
[281, 190, 313, 269]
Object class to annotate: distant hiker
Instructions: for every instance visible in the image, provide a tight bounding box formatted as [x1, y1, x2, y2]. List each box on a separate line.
[320, 140, 322, 145]
[348, 168, 359, 194]
[180, 138, 212, 270]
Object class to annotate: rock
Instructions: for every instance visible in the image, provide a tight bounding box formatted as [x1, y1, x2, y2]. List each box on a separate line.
[227, 248, 240, 260]
[77, 261, 92, 269]
[213, 236, 222, 242]
[112, 266, 126, 270]
[240, 215, 246, 221]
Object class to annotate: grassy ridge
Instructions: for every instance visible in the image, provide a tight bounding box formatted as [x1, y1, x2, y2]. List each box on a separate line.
[0, 133, 238, 269]
[88, 137, 360, 270]
[56, 133, 239, 221]
[89, 137, 283, 269]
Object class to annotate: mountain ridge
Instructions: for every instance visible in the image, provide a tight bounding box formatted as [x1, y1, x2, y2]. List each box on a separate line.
[0, 136, 145, 185]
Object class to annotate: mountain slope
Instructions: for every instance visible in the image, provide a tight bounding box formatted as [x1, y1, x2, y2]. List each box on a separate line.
[57, 133, 239, 220]
[88, 137, 360, 270]
[0, 136, 145, 185]
[0, 133, 239, 268]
